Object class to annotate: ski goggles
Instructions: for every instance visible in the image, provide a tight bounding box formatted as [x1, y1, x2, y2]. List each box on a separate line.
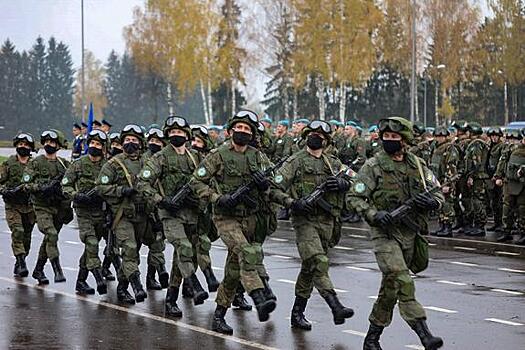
[88, 130, 108, 140]
[233, 110, 258, 124]
[146, 128, 164, 140]
[15, 133, 34, 143]
[41, 130, 58, 139]
[122, 124, 143, 135]
[166, 116, 189, 128]
[308, 120, 331, 134]
[378, 119, 409, 133]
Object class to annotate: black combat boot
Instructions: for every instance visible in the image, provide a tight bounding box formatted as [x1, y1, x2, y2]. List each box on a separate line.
[14, 254, 29, 277]
[91, 267, 108, 295]
[487, 222, 502, 232]
[232, 289, 252, 311]
[182, 278, 194, 298]
[129, 271, 147, 303]
[50, 257, 66, 283]
[157, 264, 169, 289]
[202, 266, 220, 292]
[212, 305, 233, 335]
[76, 267, 95, 295]
[468, 225, 486, 237]
[165, 286, 183, 317]
[32, 257, 49, 285]
[437, 223, 453, 237]
[101, 257, 115, 281]
[430, 223, 444, 236]
[146, 265, 162, 290]
[516, 233, 525, 246]
[117, 280, 135, 305]
[496, 228, 513, 242]
[262, 277, 277, 301]
[188, 273, 209, 305]
[363, 322, 384, 350]
[250, 289, 276, 322]
[410, 319, 443, 350]
[323, 293, 354, 325]
[290, 296, 312, 330]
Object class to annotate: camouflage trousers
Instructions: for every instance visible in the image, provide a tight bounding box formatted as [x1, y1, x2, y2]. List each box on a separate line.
[34, 205, 64, 260]
[439, 191, 456, 225]
[76, 208, 106, 270]
[114, 215, 148, 280]
[291, 214, 335, 299]
[487, 184, 503, 226]
[502, 187, 525, 232]
[213, 214, 266, 308]
[463, 179, 487, 226]
[5, 205, 35, 256]
[369, 237, 426, 327]
[137, 216, 166, 269]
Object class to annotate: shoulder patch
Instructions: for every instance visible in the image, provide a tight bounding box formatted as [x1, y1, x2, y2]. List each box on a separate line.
[197, 167, 207, 177]
[61, 177, 69, 185]
[142, 169, 151, 179]
[277, 139, 283, 144]
[101, 175, 110, 184]
[354, 182, 366, 194]
[23, 174, 31, 182]
[274, 174, 284, 184]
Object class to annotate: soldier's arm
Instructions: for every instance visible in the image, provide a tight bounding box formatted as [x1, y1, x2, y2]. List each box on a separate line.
[269, 158, 297, 208]
[22, 159, 41, 192]
[96, 162, 125, 198]
[346, 160, 378, 223]
[422, 165, 445, 209]
[352, 138, 367, 168]
[0, 160, 9, 191]
[191, 151, 221, 203]
[137, 154, 163, 205]
[61, 161, 80, 200]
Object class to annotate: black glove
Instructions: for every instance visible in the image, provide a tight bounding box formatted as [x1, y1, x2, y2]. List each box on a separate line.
[160, 197, 182, 212]
[252, 170, 270, 191]
[290, 198, 313, 215]
[41, 183, 56, 196]
[1, 189, 16, 202]
[74, 193, 92, 205]
[413, 192, 439, 211]
[217, 194, 238, 209]
[121, 187, 137, 197]
[134, 202, 146, 215]
[185, 194, 200, 208]
[373, 210, 393, 228]
[325, 176, 350, 192]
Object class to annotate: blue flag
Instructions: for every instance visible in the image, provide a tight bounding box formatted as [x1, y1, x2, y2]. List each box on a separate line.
[84, 102, 95, 154]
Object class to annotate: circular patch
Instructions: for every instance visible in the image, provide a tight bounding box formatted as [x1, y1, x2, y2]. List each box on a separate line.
[61, 177, 69, 185]
[101, 175, 109, 184]
[277, 139, 283, 144]
[354, 182, 366, 194]
[142, 169, 151, 179]
[23, 174, 31, 182]
[274, 174, 284, 184]
[197, 167, 207, 177]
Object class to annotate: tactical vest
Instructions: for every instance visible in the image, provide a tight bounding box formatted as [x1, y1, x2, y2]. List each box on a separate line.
[506, 146, 525, 182]
[159, 147, 198, 196]
[73, 156, 105, 193]
[30, 155, 68, 205]
[3, 155, 27, 189]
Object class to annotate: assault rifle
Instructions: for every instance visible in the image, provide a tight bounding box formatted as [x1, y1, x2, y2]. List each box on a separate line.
[303, 167, 356, 214]
[103, 204, 122, 272]
[1, 184, 29, 205]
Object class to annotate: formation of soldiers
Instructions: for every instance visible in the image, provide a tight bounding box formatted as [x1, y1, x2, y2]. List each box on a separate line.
[2, 110, 525, 350]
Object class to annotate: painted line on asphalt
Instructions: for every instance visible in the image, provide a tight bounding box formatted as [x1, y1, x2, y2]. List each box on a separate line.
[346, 266, 372, 272]
[450, 261, 479, 267]
[334, 246, 354, 251]
[334, 288, 348, 293]
[424, 306, 458, 314]
[0, 276, 281, 350]
[270, 255, 293, 260]
[65, 241, 80, 245]
[63, 267, 79, 272]
[405, 345, 424, 350]
[342, 329, 366, 337]
[277, 279, 296, 285]
[346, 227, 369, 232]
[495, 251, 520, 257]
[436, 280, 467, 286]
[498, 268, 525, 274]
[368, 296, 378, 300]
[490, 289, 524, 296]
[269, 237, 288, 242]
[211, 266, 224, 271]
[485, 318, 524, 326]
[428, 243, 437, 246]
[211, 245, 227, 250]
[453, 246, 476, 251]
[349, 234, 367, 238]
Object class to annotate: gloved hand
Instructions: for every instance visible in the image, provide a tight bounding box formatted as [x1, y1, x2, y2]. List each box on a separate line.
[134, 202, 146, 215]
[325, 176, 350, 192]
[74, 193, 92, 205]
[413, 192, 439, 211]
[41, 183, 57, 196]
[373, 211, 393, 228]
[121, 187, 137, 197]
[160, 197, 182, 213]
[185, 194, 200, 208]
[290, 198, 313, 215]
[252, 170, 270, 191]
[1, 189, 16, 202]
[217, 194, 238, 209]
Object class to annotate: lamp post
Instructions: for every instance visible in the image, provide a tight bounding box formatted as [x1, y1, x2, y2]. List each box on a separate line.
[498, 70, 508, 125]
[81, 0, 85, 122]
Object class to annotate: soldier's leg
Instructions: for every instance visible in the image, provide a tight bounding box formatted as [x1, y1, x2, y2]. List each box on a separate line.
[6, 208, 29, 277]
[215, 250, 241, 308]
[498, 189, 515, 242]
[515, 194, 525, 245]
[163, 217, 195, 281]
[21, 210, 35, 255]
[493, 186, 503, 228]
[35, 207, 65, 282]
[469, 179, 487, 236]
[114, 218, 139, 280]
[77, 214, 102, 271]
[143, 220, 167, 290]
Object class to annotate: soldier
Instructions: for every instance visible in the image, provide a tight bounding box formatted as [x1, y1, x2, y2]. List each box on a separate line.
[329, 119, 346, 151]
[339, 121, 367, 170]
[208, 126, 223, 148]
[96, 124, 149, 304]
[0, 133, 36, 278]
[62, 130, 108, 295]
[291, 119, 309, 152]
[366, 125, 382, 158]
[429, 127, 460, 237]
[410, 122, 433, 164]
[451, 121, 472, 233]
[272, 120, 294, 162]
[101, 119, 112, 134]
[143, 127, 166, 160]
[347, 117, 444, 350]
[23, 129, 73, 284]
[270, 120, 355, 331]
[485, 128, 505, 231]
[107, 132, 123, 159]
[192, 110, 277, 335]
[71, 123, 84, 160]
[138, 116, 209, 318]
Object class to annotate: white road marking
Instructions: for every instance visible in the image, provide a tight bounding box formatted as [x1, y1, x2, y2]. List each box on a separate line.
[346, 266, 372, 272]
[140, 254, 147, 258]
[342, 330, 366, 337]
[347, 227, 369, 232]
[368, 296, 378, 300]
[334, 288, 348, 293]
[428, 243, 437, 246]
[453, 246, 476, 251]
[349, 234, 367, 238]
[485, 318, 524, 326]
[62, 267, 78, 272]
[211, 266, 224, 271]
[490, 289, 523, 296]
[277, 279, 296, 285]
[269, 237, 288, 242]
[405, 345, 425, 350]
[270, 255, 293, 260]
[211, 245, 227, 250]
[495, 251, 520, 257]
[498, 268, 525, 274]
[0, 276, 281, 350]
[437, 280, 467, 286]
[424, 306, 458, 314]
[65, 241, 80, 245]
[450, 261, 479, 267]
[334, 246, 354, 251]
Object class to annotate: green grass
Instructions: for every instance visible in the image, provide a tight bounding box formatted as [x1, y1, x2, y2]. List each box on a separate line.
[0, 155, 6, 163]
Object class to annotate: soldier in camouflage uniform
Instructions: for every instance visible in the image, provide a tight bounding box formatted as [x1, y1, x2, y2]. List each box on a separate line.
[347, 117, 444, 350]
[291, 119, 309, 153]
[340, 122, 367, 170]
[62, 130, 109, 295]
[23, 130, 73, 284]
[485, 128, 505, 231]
[451, 121, 472, 232]
[409, 122, 433, 165]
[272, 120, 294, 162]
[0, 133, 36, 278]
[107, 132, 123, 159]
[96, 124, 149, 304]
[270, 120, 354, 331]
[192, 110, 277, 335]
[366, 125, 382, 158]
[329, 119, 347, 152]
[429, 127, 460, 237]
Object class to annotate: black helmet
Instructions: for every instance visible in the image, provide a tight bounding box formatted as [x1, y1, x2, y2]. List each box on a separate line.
[41, 129, 67, 148]
[301, 120, 332, 141]
[413, 121, 426, 136]
[433, 126, 450, 137]
[146, 127, 166, 144]
[109, 132, 121, 144]
[86, 129, 108, 145]
[469, 122, 483, 135]
[163, 116, 192, 139]
[13, 132, 35, 150]
[506, 129, 522, 140]
[227, 110, 259, 135]
[487, 127, 503, 136]
[120, 124, 145, 146]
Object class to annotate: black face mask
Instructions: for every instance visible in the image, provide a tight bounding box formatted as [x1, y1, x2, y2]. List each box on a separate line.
[16, 147, 31, 157]
[169, 135, 187, 147]
[123, 142, 140, 154]
[148, 143, 162, 154]
[232, 131, 252, 146]
[192, 145, 206, 153]
[306, 134, 324, 150]
[382, 139, 402, 154]
[88, 146, 103, 157]
[110, 147, 123, 156]
[44, 144, 58, 154]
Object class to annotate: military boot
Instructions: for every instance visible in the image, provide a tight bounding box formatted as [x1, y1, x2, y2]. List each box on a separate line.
[487, 222, 502, 232]
[202, 266, 219, 292]
[188, 273, 209, 305]
[76, 267, 95, 295]
[437, 223, 453, 237]
[262, 277, 277, 301]
[516, 233, 525, 246]
[129, 271, 147, 303]
[146, 265, 162, 290]
[101, 257, 115, 281]
[250, 289, 276, 322]
[181, 278, 194, 298]
[410, 319, 443, 350]
[32, 257, 49, 285]
[232, 289, 252, 311]
[496, 228, 513, 242]
[468, 225, 486, 237]
[290, 296, 312, 330]
[157, 264, 169, 289]
[50, 257, 66, 283]
[91, 267, 108, 295]
[212, 305, 233, 335]
[430, 223, 444, 236]
[14, 254, 29, 277]
[363, 322, 384, 350]
[165, 286, 183, 317]
[117, 280, 135, 304]
[323, 293, 354, 325]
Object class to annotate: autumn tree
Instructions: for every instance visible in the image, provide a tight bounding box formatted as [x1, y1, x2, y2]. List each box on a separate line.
[74, 49, 107, 119]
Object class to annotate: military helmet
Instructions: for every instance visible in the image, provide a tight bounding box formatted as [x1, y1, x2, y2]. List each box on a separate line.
[41, 129, 67, 148]
[109, 132, 121, 144]
[452, 120, 470, 133]
[146, 127, 165, 144]
[163, 116, 192, 139]
[301, 120, 332, 140]
[257, 122, 266, 135]
[86, 129, 108, 145]
[413, 121, 426, 136]
[120, 124, 145, 146]
[227, 110, 259, 135]
[378, 116, 414, 143]
[13, 132, 35, 150]
[433, 126, 450, 137]
[487, 127, 503, 136]
[469, 122, 483, 135]
[506, 129, 522, 140]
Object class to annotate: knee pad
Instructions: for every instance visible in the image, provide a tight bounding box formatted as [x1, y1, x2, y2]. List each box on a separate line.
[396, 272, 415, 300]
[178, 239, 194, 261]
[240, 243, 262, 271]
[198, 235, 212, 252]
[311, 254, 329, 275]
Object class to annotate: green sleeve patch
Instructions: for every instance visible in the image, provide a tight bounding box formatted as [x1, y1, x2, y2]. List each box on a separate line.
[197, 167, 207, 177]
[354, 182, 366, 194]
[101, 175, 110, 184]
[23, 174, 31, 182]
[274, 174, 284, 184]
[142, 169, 151, 179]
[61, 177, 69, 185]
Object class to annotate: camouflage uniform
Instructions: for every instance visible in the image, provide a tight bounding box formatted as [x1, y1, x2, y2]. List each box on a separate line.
[272, 133, 294, 162]
[486, 138, 505, 230]
[339, 135, 367, 170]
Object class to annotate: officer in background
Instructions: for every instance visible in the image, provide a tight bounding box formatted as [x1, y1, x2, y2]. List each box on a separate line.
[485, 127, 505, 232]
[72, 123, 84, 160]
